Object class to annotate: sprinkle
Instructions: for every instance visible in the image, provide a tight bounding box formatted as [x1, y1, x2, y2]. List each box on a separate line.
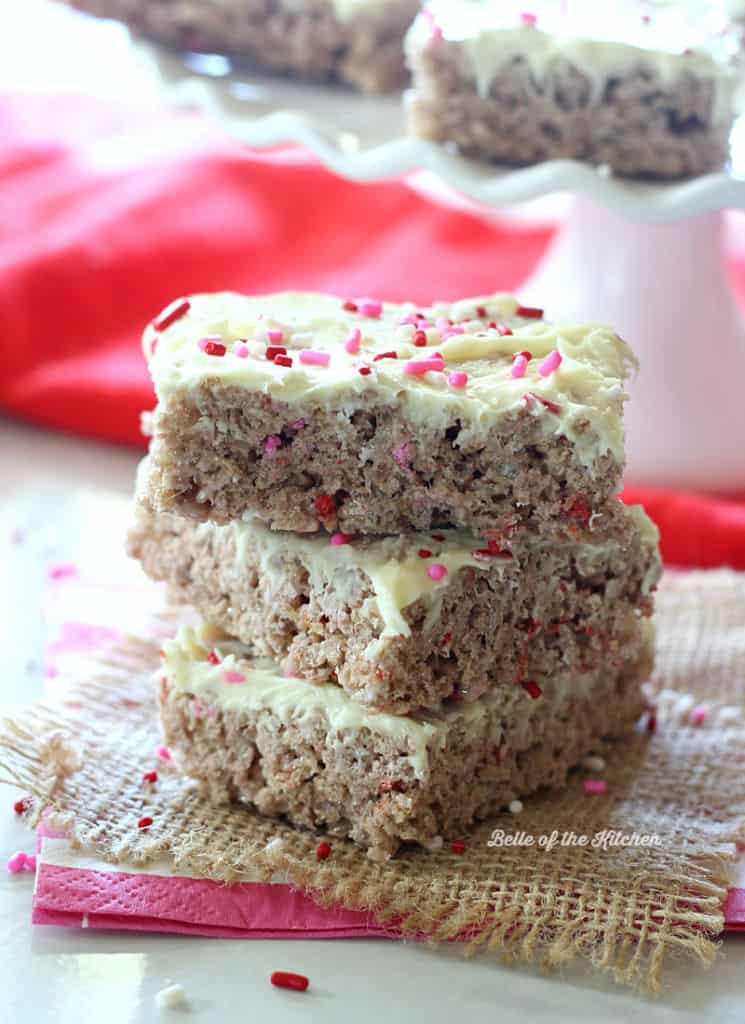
[496, 324, 512, 336]
[404, 358, 444, 377]
[524, 392, 561, 415]
[520, 12, 537, 27]
[137, 816, 153, 830]
[289, 419, 305, 430]
[432, 533, 446, 542]
[299, 349, 330, 367]
[474, 539, 512, 558]
[373, 350, 397, 362]
[583, 779, 607, 796]
[155, 984, 188, 1010]
[510, 354, 528, 379]
[413, 330, 428, 347]
[48, 562, 78, 581]
[330, 532, 353, 546]
[690, 705, 707, 725]
[233, 341, 250, 358]
[476, 305, 488, 318]
[152, 298, 190, 331]
[7, 851, 34, 874]
[316, 841, 332, 861]
[26, 854, 37, 871]
[344, 328, 361, 354]
[271, 972, 309, 993]
[358, 366, 372, 376]
[264, 435, 282, 454]
[520, 680, 543, 699]
[274, 354, 293, 368]
[515, 304, 543, 318]
[157, 745, 171, 761]
[582, 755, 605, 772]
[508, 799, 524, 815]
[359, 298, 383, 318]
[342, 299, 358, 312]
[427, 563, 447, 581]
[224, 670, 246, 684]
[266, 345, 287, 360]
[538, 350, 562, 377]
[207, 651, 221, 665]
[448, 372, 468, 388]
[143, 770, 158, 785]
[646, 712, 657, 734]
[451, 839, 466, 854]
[266, 328, 284, 345]
[315, 494, 336, 519]
[418, 548, 432, 558]
[424, 835, 444, 851]
[13, 797, 31, 815]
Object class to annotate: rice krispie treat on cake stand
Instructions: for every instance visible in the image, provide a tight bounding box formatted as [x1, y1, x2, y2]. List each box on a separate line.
[141, 290, 637, 539]
[64, 0, 420, 93]
[158, 620, 654, 859]
[405, 0, 739, 178]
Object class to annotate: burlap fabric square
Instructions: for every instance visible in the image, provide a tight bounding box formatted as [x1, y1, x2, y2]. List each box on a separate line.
[2, 570, 745, 993]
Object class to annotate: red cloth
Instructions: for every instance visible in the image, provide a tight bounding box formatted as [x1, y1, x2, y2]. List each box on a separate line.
[2, 94, 745, 569]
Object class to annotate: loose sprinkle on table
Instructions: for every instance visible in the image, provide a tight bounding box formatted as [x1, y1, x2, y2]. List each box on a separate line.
[224, 671, 246, 684]
[538, 350, 562, 377]
[583, 779, 607, 795]
[271, 972, 309, 993]
[427, 563, 447, 581]
[7, 851, 35, 874]
[316, 841, 332, 861]
[152, 298, 190, 332]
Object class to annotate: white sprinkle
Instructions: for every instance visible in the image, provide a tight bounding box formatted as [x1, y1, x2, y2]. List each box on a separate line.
[396, 324, 416, 342]
[247, 340, 266, 359]
[424, 835, 444, 851]
[717, 706, 742, 725]
[290, 331, 314, 347]
[508, 799, 523, 815]
[423, 370, 447, 389]
[264, 836, 285, 853]
[155, 984, 188, 1010]
[425, 327, 440, 345]
[582, 755, 605, 772]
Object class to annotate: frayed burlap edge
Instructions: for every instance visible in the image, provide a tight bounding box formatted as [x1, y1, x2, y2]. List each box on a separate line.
[3, 570, 745, 994]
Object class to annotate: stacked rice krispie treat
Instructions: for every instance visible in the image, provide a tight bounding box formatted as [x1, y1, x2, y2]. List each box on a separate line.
[129, 290, 661, 859]
[405, 0, 740, 178]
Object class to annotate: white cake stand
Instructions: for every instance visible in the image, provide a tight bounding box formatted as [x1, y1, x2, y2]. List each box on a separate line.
[19, 3, 745, 491]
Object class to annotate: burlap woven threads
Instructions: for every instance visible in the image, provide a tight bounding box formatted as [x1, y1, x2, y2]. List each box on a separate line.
[3, 569, 745, 994]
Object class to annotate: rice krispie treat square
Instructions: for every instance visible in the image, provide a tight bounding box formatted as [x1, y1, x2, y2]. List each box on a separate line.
[142, 290, 637, 538]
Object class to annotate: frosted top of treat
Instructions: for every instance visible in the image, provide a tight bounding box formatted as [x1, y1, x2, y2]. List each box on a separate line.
[407, 0, 738, 110]
[145, 291, 637, 469]
[162, 622, 622, 777]
[330, 0, 411, 20]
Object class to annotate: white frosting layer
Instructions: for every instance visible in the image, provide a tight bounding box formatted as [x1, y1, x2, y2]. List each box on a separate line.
[330, 0, 410, 21]
[146, 291, 636, 469]
[408, 0, 737, 119]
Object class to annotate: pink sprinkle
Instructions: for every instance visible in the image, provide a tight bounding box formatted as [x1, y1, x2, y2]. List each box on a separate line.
[266, 329, 284, 345]
[233, 342, 250, 359]
[330, 532, 353, 546]
[45, 661, 59, 679]
[521, 12, 537, 27]
[7, 851, 33, 874]
[359, 299, 382, 318]
[690, 705, 707, 725]
[157, 745, 171, 761]
[404, 358, 444, 377]
[442, 326, 464, 339]
[289, 419, 305, 430]
[197, 335, 222, 351]
[264, 435, 282, 454]
[448, 371, 468, 389]
[427, 563, 448, 581]
[511, 354, 529, 379]
[224, 670, 245, 684]
[422, 7, 443, 43]
[538, 350, 562, 377]
[48, 562, 78, 581]
[398, 313, 418, 326]
[299, 349, 331, 367]
[583, 779, 607, 795]
[344, 328, 362, 354]
[25, 854, 37, 871]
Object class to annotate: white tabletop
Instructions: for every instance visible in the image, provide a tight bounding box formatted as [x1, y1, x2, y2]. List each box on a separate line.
[1, 414, 744, 1023]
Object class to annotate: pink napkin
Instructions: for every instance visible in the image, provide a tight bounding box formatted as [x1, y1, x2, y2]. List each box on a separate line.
[27, 494, 745, 936]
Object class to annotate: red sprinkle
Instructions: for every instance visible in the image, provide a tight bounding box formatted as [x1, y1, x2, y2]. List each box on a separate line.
[13, 797, 31, 815]
[418, 548, 433, 558]
[142, 770, 158, 784]
[515, 304, 544, 319]
[207, 651, 221, 665]
[358, 366, 372, 376]
[431, 534, 446, 542]
[152, 298, 190, 332]
[266, 345, 287, 360]
[646, 712, 657, 734]
[497, 324, 513, 336]
[274, 354, 293, 368]
[515, 350, 532, 361]
[373, 351, 398, 362]
[474, 538, 512, 558]
[451, 839, 466, 854]
[413, 330, 428, 347]
[203, 341, 226, 357]
[316, 841, 332, 861]
[476, 306, 488, 318]
[521, 680, 543, 700]
[342, 300, 358, 312]
[524, 392, 561, 415]
[315, 494, 336, 519]
[271, 971, 309, 993]
[137, 816, 153, 830]
[440, 631, 452, 647]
